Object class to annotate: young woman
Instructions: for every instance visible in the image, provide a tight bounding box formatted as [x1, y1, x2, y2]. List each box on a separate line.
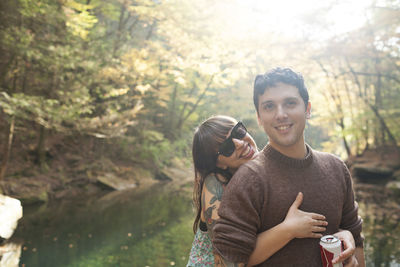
[187, 115, 356, 267]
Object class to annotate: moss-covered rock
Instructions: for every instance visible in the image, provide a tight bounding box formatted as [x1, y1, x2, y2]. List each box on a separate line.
[96, 172, 137, 191]
[386, 181, 400, 197]
[1, 178, 49, 205]
[353, 163, 394, 182]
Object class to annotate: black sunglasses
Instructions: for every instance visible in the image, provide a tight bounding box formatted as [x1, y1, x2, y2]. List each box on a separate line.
[217, 122, 247, 157]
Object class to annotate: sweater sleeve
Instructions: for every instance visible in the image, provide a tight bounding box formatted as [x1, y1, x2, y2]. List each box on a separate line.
[339, 162, 364, 247]
[212, 165, 263, 263]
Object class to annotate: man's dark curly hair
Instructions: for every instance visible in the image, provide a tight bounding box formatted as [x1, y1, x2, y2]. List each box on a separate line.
[253, 67, 309, 114]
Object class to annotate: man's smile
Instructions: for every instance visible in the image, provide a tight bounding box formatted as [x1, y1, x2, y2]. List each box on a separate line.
[274, 124, 293, 133]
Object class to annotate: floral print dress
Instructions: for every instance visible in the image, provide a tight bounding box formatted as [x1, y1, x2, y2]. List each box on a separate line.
[186, 227, 214, 266]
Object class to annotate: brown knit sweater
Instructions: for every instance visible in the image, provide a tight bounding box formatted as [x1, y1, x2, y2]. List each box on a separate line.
[212, 144, 363, 266]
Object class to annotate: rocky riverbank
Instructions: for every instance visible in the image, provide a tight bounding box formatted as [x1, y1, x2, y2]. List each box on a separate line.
[347, 146, 400, 196]
[0, 154, 193, 206]
[0, 145, 398, 206]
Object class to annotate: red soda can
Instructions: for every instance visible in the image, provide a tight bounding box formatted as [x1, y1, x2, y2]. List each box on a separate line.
[320, 235, 343, 267]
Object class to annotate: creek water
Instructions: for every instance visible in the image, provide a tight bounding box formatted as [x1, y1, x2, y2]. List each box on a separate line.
[10, 179, 400, 267]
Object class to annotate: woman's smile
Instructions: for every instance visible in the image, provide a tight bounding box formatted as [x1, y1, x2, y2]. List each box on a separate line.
[238, 143, 255, 159]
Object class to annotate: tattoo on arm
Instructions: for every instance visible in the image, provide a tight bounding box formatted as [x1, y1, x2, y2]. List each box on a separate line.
[206, 178, 246, 266]
[205, 206, 216, 229]
[205, 175, 224, 202]
[214, 252, 247, 267]
[203, 176, 225, 231]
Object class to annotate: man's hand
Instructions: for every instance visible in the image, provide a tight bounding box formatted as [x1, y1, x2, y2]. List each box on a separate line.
[283, 192, 328, 239]
[332, 230, 358, 267]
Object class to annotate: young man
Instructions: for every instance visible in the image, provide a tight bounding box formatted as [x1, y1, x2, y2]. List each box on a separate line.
[212, 68, 365, 267]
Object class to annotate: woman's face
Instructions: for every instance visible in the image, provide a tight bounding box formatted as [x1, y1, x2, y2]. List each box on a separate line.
[216, 128, 258, 171]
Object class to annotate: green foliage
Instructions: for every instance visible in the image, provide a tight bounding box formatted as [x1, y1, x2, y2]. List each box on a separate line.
[64, 0, 98, 39]
[0, 92, 92, 129]
[307, 0, 400, 155]
[1, 0, 259, 172]
[0, 0, 399, 174]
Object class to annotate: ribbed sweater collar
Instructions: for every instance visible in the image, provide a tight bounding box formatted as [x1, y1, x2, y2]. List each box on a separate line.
[262, 143, 313, 168]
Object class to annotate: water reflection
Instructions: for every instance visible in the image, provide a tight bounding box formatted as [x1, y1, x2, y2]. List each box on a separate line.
[12, 180, 400, 267]
[15, 183, 193, 266]
[355, 182, 400, 267]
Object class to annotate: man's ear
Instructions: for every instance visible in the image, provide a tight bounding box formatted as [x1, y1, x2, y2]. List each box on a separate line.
[306, 102, 311, 119]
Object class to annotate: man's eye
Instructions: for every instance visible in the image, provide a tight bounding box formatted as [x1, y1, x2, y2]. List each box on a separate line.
[263, 104, 274, 110]
[286, 101, 297, 107]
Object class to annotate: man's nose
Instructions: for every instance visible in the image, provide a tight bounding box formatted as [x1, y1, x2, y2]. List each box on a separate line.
[275, 105, 288, 120]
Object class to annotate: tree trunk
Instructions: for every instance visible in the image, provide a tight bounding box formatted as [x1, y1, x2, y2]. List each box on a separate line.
[166, 85, 178, 140]
[346, 61, 398, 150]
[338, 118, 352, 157]
[176, 75, 215, 132]
[0, 116, 15, 181]
[145, 21, 156, 40]
[341, 73, 361, 154]
[113, 4, 126, 58]
[316, 61, 352, 157]
[368, 103, 398, 148]
[36, 125, 47, 168]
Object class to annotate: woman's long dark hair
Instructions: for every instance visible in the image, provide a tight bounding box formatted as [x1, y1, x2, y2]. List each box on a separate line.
[192, 115, 236, 233]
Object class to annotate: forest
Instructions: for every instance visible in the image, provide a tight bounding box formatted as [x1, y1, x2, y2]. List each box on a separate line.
[0, 1, 399, 266]
[0, 0, 399, 198]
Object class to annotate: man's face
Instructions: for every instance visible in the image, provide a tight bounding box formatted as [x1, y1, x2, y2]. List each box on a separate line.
[257, 82, 311, 154]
